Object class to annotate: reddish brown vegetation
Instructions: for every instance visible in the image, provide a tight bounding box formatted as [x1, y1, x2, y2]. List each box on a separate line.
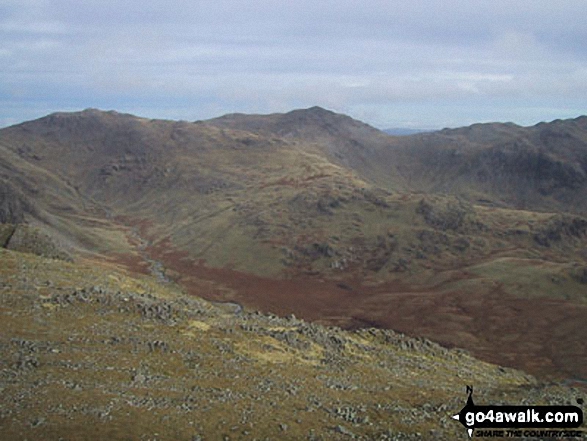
[103, 220, 587, 383]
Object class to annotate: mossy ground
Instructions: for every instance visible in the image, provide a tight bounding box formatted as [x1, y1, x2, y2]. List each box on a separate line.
[2, 248, 582, 440]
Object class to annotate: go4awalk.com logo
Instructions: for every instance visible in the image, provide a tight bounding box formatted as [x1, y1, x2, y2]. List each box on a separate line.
[452, 386, 584, 438]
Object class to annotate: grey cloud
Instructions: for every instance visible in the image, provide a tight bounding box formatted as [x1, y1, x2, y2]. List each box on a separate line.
[0, 0, 586, 128]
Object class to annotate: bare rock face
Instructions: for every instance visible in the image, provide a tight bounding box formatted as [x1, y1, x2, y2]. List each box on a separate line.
[533, 214, 587, 247]
[0, 223, 70, 261]
[415, 196, 486, 234]
[0, 179, 32, 224]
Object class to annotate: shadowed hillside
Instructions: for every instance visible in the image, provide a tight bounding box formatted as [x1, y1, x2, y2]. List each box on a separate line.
[384, 116, 587, 214]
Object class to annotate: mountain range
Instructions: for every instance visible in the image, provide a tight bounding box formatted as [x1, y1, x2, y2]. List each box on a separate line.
[383, 128, 430, 136]
[1, 106, 586, 385]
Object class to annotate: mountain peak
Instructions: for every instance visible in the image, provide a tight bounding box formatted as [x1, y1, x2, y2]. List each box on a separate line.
[47, 108, 112, 118]
[284, 106, 343, 121]
[298, 105, 334, 114]
[45, 108, 140, 122]
[81, 107, 104, 114]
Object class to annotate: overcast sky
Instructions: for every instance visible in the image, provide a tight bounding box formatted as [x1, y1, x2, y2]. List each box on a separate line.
[1, 0, 586, 129]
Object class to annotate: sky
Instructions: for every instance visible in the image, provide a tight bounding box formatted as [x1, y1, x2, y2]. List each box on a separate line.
[1, 0, 586, 129]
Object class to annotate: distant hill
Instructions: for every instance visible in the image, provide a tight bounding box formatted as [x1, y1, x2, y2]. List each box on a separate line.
[383, 128, 431, 136]
[382, 117, 587, 214]
[207, 108, 587, 214]
[204, 106, 384, 139]
[204, 106, 399, 187]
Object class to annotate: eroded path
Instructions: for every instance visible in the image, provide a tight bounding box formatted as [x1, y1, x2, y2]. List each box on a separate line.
[127, 227, 172, 284]
[121, 221, 244, 315]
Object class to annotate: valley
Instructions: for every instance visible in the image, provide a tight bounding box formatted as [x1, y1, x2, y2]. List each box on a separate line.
[1, 107, 587, 384]
[105, 211, 587, 382]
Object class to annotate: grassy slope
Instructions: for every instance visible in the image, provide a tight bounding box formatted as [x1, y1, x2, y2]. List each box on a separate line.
[0, 141, 133, 256]
[1, 247, 583, 440]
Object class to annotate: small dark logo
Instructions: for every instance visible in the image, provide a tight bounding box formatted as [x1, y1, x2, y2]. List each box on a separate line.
[452, 386, 584, 438]
[452, 385, 477, 437]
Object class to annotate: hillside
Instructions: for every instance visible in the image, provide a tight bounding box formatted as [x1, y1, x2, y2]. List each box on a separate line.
[206, 109, 587, 215]
[384, 116, 587, 214]
[0, 246, 582, 440]
[204, 106, 407, 191]
[0, 108, 586, 385]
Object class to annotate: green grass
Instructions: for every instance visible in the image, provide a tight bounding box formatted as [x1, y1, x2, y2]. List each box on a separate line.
[468, 257, 587, 302]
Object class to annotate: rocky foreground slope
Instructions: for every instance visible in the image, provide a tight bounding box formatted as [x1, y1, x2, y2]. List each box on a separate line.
[0, 247, 584, 440]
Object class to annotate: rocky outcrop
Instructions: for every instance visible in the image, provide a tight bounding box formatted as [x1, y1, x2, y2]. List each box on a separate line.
[0, 223, 70, 260]
[0, 179, 34, 224]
